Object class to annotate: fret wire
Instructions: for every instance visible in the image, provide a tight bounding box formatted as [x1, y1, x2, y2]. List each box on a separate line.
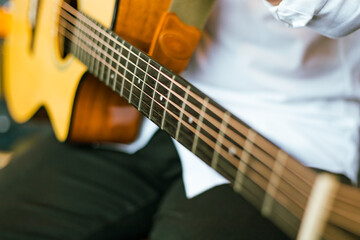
[211, 111, 230, 169]
[120, 40, 130, 97]
[105, 37, 115, 86]
[128, 50, 140, 105]
[234, 129, 256, 193]
[138, 58, 152, 112]
[88, 23, 97, 73]
[94, 23, 101, 77]
[149, 67, 162, 120]
[176, 86, 191, 141]
[98, 35, 107, 82]
[112, 38, 120, 91]
[73, 18, 81, 60]
[262, 150, 289, 218]
[192, 97, 209, 153]
[161, 76, 174, 130]
[77, 19, 87, 64]
[100, 36, 110, 85]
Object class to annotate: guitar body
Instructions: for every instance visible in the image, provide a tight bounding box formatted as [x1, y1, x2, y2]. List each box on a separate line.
[4, 0, 171, 143]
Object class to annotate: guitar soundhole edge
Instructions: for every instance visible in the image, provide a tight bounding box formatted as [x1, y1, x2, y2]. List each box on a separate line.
[57, 0, 77, 59]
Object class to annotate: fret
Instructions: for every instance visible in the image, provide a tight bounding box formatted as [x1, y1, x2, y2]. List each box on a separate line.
[233, 129, 256, 193]
[73, 20, 81, 60]
[113, 40, 123, 91]
[211, 111, 231, 170]
[175, 85, 191, 141]
[100, 36, 111, 83]
[262, 150, 288, 217]
[120, 41, 130, 98]
[162, 76, 183, 136]
[93, 23, 102, 78]
[140, 59, 159, 118]
[98, 34, 108, 83]
[152, 68, 173, 127]
[77, 20, 87, 64]
[93, 28, 100, 77]
[109, 36, 120, 88]
[130, 51, 147, 109]
[297, 174, 339, 240]
[88, 26, 97, 74]
[115, 39, 128, 96]
[122, 45, 137, 101]
[104, 37, 115, 86]
[81, 21, 92, 68]
[138, 58, 152, 112]
[69, 20, 79, 59]
[128, 51, 141, 105]
[191, 97, 209, 153]
[149, 66, 162, 122]
[161, 76, 174, 130]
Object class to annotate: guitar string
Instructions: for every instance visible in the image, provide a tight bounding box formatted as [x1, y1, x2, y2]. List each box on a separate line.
[61, 8, 347, 221]
[57, 7, 312, 192]
[56, 0, 360, 229]
[59, 1, 307, 181]
[57, 8, 307, 183]
[59, 25, 309, 226]
[57, 10, 360, 235]
[58, 12, 310, 193]
[58, 6, 360, 218]
[60, 22, 360, 236]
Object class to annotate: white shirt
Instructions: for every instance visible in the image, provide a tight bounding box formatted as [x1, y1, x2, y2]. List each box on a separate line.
[111, 0, 360, 198]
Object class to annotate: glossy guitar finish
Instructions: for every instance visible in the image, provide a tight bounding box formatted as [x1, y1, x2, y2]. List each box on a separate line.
[4, 0, 171, 142]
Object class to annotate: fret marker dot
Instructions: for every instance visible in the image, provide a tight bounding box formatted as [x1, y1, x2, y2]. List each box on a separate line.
[111, 74, 115, 79]
[160, 95, 164, 101]
[229, 147, 236, 155]
[138, 79, 141, 84]
[188, 117, 194, 124]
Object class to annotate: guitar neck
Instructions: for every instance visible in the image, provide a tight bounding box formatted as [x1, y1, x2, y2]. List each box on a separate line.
[58, 4, 360, 239]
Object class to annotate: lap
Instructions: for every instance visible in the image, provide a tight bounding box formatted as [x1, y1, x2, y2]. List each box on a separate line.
[0, 129, 289, 239]
[0, 130, 181, 240]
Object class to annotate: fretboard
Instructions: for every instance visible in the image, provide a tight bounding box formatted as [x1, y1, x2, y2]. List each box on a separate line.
[58, 3, 360, 239]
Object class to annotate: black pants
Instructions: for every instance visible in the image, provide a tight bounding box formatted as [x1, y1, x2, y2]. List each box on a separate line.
[0, 129, 288, 240]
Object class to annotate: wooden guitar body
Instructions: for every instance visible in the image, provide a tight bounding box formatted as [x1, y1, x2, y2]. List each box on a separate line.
[4, 0, 171, 143]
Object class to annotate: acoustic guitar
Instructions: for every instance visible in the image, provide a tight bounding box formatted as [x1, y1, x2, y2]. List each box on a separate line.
[3, 0, 360, 239]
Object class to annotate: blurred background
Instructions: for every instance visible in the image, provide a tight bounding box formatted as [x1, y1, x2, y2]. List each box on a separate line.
[0, 0, 51, 167]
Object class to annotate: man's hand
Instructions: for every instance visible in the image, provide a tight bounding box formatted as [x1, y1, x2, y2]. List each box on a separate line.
[267, 0, 282, 6]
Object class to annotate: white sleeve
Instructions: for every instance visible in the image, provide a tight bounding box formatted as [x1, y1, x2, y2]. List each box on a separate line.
[264, 0, 360, 38]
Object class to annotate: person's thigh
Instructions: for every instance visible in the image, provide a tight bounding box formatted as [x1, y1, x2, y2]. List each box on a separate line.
[0, 130, 181, 240]
[150, 179, 290, 240]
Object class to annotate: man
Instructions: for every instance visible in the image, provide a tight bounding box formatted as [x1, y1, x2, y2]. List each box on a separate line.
[0, 0, 359, 239]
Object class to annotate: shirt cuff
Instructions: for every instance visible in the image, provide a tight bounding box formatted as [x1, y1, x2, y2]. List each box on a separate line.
[264, 0, 360, 38]
[264, 0, 317, 28]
